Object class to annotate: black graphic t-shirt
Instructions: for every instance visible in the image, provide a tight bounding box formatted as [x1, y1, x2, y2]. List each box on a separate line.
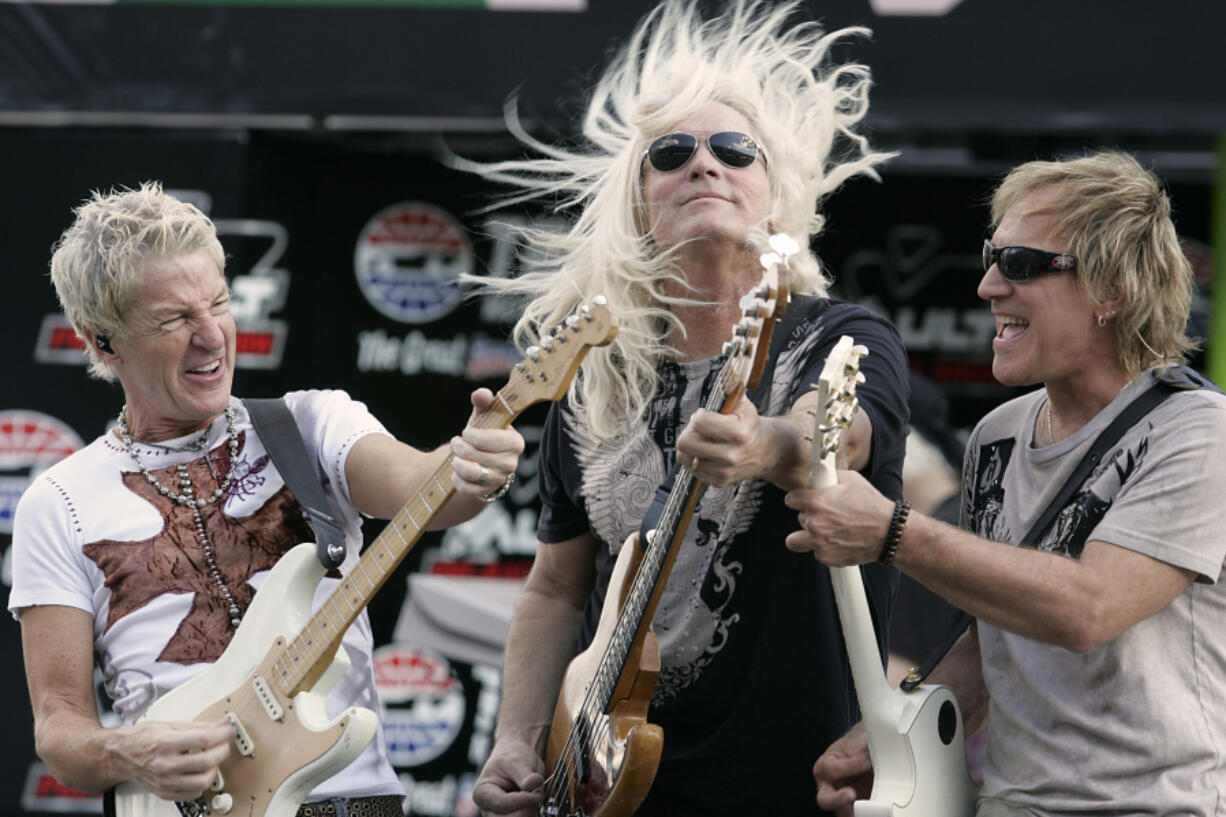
[538, 298, 909, 816]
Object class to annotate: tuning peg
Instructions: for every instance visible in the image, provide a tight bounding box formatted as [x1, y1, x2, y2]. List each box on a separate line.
[565, 315, 580, 330]
[515, 361, 534, 382]
[526, 345, 541, 362]
[592, 294, 608, 306]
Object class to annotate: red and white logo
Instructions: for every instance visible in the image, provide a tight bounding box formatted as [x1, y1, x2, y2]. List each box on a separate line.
[374, 645, 467, 767]
[0, 410, 84, 535]
[354, 202, 473, 324]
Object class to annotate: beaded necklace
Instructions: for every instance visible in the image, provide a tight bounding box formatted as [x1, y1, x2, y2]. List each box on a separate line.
[117, 405, 244, 627]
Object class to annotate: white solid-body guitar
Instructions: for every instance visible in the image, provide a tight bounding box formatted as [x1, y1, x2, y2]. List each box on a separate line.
[811, 336, 979, 817]
[115, 544, 373, 817]
[115, 300, 619, 817]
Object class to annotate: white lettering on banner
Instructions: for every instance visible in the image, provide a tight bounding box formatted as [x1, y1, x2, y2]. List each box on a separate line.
[469, 664, 501, 766]
[857, 294, 997, 355]
[893, 305, 998, 354]
[356, 330, 469, 377]
[399, 772, 459, 817]
[439, 504, 540, 561]
[357, 330, 402, 371]
[400, 332, 467, 377]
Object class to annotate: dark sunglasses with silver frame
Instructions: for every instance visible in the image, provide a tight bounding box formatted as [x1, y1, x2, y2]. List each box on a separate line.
[644, 130, 764, 173]
[982, 239, 1077, 282]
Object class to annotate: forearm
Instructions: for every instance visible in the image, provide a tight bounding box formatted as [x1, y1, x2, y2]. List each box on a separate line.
[34, 709, 123, 793]
[893, 514, 1102, 649]
[495, 586, 585, 753]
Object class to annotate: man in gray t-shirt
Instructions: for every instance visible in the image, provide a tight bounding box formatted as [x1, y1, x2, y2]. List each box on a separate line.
[794, 150, 1226, 816]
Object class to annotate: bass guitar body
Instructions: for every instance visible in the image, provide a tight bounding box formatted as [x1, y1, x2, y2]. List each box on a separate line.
[114, 543, 377, 817]
[544, 532, 664, 817]
[845, 678, 978, 817]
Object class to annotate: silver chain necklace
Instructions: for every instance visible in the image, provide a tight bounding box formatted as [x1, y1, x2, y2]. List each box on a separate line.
[117, 405, 244, 627]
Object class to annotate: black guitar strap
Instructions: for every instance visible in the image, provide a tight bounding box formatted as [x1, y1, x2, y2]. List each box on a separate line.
[899, 366, 1220, 691]
[245, 397, 348, 570]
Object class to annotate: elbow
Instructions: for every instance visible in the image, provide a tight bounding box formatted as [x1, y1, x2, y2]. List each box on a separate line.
[1052, 599, 1117, 654]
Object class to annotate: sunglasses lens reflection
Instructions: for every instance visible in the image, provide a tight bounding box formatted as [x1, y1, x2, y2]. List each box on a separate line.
[708, 131, 758, 168]
[648, 134, 699, 171]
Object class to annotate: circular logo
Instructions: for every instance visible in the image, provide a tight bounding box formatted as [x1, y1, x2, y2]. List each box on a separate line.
[0, 410, 84, 534]
[354, 202, 473, 324]
[373, 644, 467, 767]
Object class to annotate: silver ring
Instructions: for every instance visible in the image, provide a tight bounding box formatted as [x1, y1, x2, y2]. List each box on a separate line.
[478, 466, 490, 485]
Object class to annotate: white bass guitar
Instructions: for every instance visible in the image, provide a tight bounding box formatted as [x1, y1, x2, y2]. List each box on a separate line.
[810, 335, 979, 817]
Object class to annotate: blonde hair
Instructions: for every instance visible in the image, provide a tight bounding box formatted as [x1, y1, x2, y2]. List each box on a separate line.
[49, 181, 225, 381]
[991, 151, 1198, 376]
[466, 0, 891, 441]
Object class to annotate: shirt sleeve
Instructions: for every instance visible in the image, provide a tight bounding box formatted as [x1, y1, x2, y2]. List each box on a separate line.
[536, 402, 590, 544]
[1089, 393, 1226, 581]
[8, 474, 96, 619]
[788, 301, 910, 500]
[283, 389, 392, 509]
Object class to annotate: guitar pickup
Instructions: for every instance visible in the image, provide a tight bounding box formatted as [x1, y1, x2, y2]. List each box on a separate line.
[225, 712, 255, 757]
[252, 675, 285, 722]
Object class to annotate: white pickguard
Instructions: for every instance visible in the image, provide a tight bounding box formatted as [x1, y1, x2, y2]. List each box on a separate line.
[114, 543, 378, 817]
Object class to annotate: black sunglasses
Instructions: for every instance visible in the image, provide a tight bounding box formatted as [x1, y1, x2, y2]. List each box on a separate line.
[982, 239, 1077, 282]
[644, 131, 763, 173]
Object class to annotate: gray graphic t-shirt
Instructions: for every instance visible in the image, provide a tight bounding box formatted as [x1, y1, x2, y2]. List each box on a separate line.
[964, 370, 1226, 816]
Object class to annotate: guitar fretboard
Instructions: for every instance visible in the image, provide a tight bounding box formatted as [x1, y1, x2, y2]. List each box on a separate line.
[270, 399, 517, 697]
[583, 354, 737, 714]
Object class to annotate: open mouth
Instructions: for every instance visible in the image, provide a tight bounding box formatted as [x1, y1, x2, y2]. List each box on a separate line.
[187, 360, 221, 375]
[995, 316, 1029, 342]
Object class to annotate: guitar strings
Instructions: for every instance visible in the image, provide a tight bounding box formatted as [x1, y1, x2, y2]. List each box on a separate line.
[541, 329, 748, 809]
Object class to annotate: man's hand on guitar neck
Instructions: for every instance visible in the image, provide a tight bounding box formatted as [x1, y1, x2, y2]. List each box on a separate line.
[472, 736, 545, 816]
[813, 721, 874, 816]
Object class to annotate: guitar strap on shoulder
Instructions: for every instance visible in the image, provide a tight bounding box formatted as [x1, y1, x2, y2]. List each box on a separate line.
[899, 366, 1219, 691]
[245, 397, 348, 570]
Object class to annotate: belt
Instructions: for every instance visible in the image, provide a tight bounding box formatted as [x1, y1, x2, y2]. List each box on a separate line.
[296, 795, 405, 817]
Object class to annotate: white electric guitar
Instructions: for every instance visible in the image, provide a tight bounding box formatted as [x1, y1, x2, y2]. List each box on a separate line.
[810, 336, 979, 817]
[115, 300, 619, 817]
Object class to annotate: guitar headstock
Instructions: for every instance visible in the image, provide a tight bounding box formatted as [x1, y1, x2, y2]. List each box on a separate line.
[503, 297, 618, 408]
[808, 335, 868, 489]
[720, 233, 798, 408]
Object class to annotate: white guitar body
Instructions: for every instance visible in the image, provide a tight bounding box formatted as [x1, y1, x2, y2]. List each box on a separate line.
[813, 337, 979, 817]
[115, 543, 378, 817]
[828, 564, 979, 817]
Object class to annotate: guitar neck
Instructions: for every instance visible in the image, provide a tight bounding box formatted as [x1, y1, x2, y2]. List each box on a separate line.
[584, 367, 739, 712]
[811, 404, 896, 726]
[273, 398, 516, 697]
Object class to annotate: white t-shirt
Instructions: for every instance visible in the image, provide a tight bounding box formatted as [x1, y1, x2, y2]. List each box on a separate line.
[10, 390, 403, 800]
[962, 369, 1226, 816]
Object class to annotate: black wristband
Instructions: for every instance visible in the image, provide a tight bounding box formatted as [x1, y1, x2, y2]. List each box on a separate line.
[877, 499, 911, 566]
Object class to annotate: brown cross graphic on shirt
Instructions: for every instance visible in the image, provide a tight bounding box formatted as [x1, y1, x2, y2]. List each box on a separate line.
[84, 432, 316, 665]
